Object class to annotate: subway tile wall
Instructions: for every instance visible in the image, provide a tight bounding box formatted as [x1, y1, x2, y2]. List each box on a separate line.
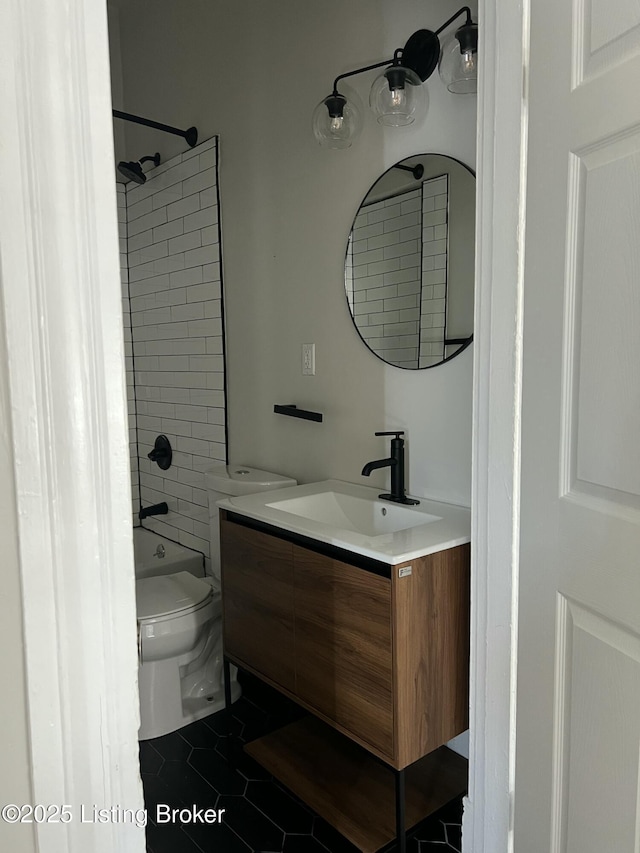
[350, 188, 423, 369]
[121, 137, 225, 567]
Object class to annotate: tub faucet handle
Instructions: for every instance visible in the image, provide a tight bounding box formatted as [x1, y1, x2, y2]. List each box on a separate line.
[148, 434, 173, 470]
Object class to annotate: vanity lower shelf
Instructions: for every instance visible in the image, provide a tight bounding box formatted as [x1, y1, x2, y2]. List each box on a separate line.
[245, 715, 468, 853]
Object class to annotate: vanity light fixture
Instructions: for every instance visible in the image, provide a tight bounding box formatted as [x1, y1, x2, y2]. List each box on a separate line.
[312, 5, 478, 149]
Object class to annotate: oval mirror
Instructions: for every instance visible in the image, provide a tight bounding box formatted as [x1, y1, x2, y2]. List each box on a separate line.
[345, 154, 475, 369]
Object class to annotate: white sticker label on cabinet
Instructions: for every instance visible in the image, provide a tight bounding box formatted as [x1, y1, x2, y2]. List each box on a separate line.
[398, 566, 412, 578]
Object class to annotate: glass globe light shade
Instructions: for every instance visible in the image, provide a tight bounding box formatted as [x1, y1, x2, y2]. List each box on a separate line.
[369, 65, 426, 127]
[438, 24, 478, 94]
[312, 94, 361, 149]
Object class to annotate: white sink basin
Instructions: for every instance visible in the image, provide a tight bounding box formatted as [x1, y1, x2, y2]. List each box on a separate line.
[266, 491, 441, 537]
[218, 479, 470, 565]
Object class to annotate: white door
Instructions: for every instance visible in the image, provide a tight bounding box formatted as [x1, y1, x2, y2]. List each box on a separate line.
[515, 0, 640, 849]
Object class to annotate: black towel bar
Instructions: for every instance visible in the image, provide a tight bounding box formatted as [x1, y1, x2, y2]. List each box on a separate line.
[274, 404, 323, 423]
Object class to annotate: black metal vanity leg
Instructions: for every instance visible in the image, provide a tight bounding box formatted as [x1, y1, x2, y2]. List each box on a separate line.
[223, 656, 231, 709]
[395, 768, 406, 853]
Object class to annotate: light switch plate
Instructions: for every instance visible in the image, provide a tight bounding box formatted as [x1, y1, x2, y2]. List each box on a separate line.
[302, 343, 315, 375]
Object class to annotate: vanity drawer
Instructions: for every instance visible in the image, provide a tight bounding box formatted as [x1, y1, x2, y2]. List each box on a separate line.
[293, 546, 394, 759]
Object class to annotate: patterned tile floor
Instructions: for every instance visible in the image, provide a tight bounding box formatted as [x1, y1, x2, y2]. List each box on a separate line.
[141, 673, 464, 853]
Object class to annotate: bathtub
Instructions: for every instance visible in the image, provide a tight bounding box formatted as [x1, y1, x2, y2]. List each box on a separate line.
[133, 528, 204, 580]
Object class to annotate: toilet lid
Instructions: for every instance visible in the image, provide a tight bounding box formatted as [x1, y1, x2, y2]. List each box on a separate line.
[136, 571, 212, 620]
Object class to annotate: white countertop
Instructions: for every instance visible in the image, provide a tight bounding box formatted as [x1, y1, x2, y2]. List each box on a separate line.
[218, 479, 471, 565]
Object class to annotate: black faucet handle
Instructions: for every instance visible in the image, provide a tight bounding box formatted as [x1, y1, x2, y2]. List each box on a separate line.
[147, 434, 173, 470]
[375, 430, 405, 439]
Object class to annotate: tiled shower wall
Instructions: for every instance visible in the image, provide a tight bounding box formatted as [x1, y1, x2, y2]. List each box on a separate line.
[121, 137, 225, 567]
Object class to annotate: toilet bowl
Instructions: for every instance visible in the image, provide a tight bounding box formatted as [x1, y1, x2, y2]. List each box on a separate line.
[136, 571, 235, 740]
[135, 466, 296, 740]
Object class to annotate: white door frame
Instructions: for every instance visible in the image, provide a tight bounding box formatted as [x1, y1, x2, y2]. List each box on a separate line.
[464, 0, 529, 851]
[0, 1, 144, 851]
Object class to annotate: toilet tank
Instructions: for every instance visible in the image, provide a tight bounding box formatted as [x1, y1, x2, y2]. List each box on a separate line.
[204, 464, 297, 580]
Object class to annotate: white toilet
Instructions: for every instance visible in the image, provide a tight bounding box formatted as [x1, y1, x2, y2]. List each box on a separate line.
[136, 465, 296, 740]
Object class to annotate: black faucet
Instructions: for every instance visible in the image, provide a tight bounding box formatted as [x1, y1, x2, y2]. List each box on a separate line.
[361, 431, 420, 506]
[139, 501, 169, 521]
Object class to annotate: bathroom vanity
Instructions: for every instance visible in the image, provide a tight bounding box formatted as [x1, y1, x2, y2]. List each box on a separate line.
[218, 480, 470, 852]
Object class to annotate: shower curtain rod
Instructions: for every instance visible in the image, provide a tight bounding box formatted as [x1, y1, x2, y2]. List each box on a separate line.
[112, 109, 198, 148]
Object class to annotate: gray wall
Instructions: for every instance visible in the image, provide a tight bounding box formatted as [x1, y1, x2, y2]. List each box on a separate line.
[112, 0, 476, 506]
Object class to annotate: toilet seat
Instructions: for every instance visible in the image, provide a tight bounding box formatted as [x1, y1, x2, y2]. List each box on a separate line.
[136, 571, 213, 622]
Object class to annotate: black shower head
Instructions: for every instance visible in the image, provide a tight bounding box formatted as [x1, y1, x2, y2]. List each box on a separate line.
[117, 152, 160, 185]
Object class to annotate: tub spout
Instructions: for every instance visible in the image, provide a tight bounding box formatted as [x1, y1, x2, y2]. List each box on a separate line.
[139, 501, 169, 521]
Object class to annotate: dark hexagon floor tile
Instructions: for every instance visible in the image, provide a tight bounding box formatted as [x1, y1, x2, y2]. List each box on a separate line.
[245, 780, 314, 834]
[417, 843, 449, 852]
[204, 707, 245, 738]
[443, 822, 462, 851]
[142, 773, 181, 819]
[157, 759, 219, 810]
[180, 718, 220, 749]
[432, 797, 463, 826]
[188, 745, 248, 796]
[239, 672, 303, 720]
[379, 835, 422, 853]
[412, 814, 449, 844]
[217, 794, 285, 852]
[213, 734, 272, 781]
[146, 730, 193, 762]
[139, 740, 164, 775]
[145, 818, 203, 853]
[232, 700, 271, 742]
[311, 817, 360, 853]
[283, 833, 333, 853]
[183, 817, 252, 853]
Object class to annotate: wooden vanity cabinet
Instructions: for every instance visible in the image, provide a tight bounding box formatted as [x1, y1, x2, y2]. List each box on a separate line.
[220, 509, 470, 770]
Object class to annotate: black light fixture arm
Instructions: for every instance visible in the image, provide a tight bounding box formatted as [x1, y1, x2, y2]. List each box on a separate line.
[434, 5, 473, 37]
[112, 109, 198, 148]
[331, 54, 398, 97]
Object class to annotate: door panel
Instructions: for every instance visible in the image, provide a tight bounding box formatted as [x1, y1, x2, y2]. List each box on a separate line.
[555, 597, 640, 853]
[516, 0, 640, 848]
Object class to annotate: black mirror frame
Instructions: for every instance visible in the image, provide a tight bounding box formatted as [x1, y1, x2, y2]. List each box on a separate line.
[344, 153, 475, 370]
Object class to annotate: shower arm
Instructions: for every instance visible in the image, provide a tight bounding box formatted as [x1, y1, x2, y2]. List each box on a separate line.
[112, 109, 198, 148]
